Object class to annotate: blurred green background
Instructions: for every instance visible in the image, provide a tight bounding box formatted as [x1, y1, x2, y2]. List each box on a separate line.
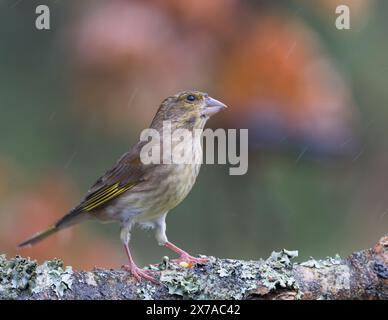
[0, 0, 387, 269]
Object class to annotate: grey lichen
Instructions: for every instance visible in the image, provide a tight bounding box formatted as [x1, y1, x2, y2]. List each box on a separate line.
[255, 249, 302, 298]
[0, 254, 37, 299]
[0, 250, 318, 300]
[2, 235, 384, 300]
[0, 255, 73, 299]
[83, 272, 98, 287]
[217, 265, 232, 278]
[141, 256, 263, 299]
[299, 254, 342, 269]
[32, 259, 73, 297]
[142, 250, 302, 300]
[160, 270, 201, 297]
[136, 283, 157, 300]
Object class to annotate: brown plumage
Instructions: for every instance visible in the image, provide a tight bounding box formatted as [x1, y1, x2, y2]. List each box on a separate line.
[19, 90, 227, 283]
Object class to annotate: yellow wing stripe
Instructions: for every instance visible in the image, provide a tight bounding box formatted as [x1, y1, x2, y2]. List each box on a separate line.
[83, 184, 133, 211]
[84, 188, 120, 211]
[83, 184, 118, 206]
[84, 186, 132, 211]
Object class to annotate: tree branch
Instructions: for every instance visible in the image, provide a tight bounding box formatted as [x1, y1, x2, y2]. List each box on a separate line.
[1, 235, 387, 300]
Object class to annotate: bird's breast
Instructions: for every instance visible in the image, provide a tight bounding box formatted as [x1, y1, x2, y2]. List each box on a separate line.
[117, 138, 203, 222]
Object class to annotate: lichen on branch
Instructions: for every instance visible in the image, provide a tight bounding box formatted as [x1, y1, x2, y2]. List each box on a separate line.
[1, 235, 387, 300]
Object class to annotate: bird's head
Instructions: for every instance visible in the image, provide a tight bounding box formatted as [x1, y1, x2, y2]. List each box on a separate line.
[150, 90, 227, 131]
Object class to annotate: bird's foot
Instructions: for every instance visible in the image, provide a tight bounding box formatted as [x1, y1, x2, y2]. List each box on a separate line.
[164, 241, 208, 267]
[172, 254, 208, 267]
[122, 264, 159, 284]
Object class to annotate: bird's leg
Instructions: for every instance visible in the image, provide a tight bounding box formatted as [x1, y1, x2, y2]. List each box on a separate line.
[153, 214, 208, 266]
[164, 241, 208, 265]
[120, 222, 158, 284]
[122, 244, 159, 284]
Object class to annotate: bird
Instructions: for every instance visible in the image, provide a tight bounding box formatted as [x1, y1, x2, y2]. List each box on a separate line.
[19, 90, 227, 283]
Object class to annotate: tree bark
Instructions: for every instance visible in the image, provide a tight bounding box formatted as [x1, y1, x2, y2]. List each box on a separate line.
[1, 235, 387, 300]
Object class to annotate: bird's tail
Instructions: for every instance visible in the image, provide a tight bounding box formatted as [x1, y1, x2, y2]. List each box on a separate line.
[18, 225, 59, 248]
[18, 207, 87, 248]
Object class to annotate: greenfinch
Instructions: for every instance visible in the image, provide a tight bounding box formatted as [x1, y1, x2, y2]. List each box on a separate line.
[19, 90, 227, 283]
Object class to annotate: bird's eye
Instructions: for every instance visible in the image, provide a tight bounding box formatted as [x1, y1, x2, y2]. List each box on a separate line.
[186, 95, 196, 102]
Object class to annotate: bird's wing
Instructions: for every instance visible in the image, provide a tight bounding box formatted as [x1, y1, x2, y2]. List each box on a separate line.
[19, 144, 151, 246]
[79, 143, 149, 212]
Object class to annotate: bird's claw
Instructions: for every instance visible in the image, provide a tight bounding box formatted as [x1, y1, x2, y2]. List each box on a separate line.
[122, 264, 159, 284]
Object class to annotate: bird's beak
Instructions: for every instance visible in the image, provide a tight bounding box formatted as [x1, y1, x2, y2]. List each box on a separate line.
[201, 97, 228, 117]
